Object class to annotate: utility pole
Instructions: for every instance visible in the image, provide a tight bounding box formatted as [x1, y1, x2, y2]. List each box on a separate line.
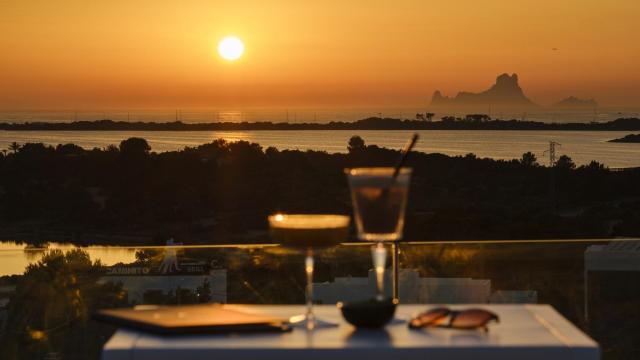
[544, 141, 561, 210]
[544, 141, 561, 167]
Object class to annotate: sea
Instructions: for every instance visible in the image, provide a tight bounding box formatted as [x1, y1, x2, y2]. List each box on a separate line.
[1, 130, 639, 168]
[1, 108, 640, 168]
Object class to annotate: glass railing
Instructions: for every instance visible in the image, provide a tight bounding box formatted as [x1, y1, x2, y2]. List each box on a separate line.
[1, 238, 639, 359]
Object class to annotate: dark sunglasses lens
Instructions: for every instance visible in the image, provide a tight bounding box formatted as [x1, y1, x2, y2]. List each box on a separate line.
[410, 308, 449, 328]
[451, 309, 498, 329]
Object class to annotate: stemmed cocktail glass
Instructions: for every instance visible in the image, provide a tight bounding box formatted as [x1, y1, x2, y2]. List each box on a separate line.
[268, 214, 349, 330]
[346, 167, 412, 301]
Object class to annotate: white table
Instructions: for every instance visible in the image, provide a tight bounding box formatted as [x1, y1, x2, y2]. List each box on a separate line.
[102, 304, 599, 360]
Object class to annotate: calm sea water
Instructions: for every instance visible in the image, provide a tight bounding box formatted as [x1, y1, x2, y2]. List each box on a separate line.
[1, 129, 639, 167]
[1, 107, 639, 123]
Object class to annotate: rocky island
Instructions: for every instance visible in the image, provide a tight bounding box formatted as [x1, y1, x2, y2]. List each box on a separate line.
[552, 96, 598, 110]
[429, 73, 600, 112]
[430, 73, 539, 110]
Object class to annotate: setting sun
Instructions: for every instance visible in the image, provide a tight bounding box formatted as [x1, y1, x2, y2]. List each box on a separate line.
[217, 36, 244, 61]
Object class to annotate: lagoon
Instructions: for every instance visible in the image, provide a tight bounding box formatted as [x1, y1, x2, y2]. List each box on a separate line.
[1, 129, 639, 167]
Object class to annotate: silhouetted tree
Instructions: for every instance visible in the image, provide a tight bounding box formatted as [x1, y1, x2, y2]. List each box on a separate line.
[465, 114, 491, 123]
[582, 160, 607, 172]
[425, 112, 435, 122]
[9, 142, 21, 153]
[347, 135, 366, 153]
[56, 143, 85, 156]
[119, 137, 150, 157]
[105, 144, 119, 153]
[520, 152, 538, 167]
[555, 155, 576, 170]
[265, 146, 279, 157]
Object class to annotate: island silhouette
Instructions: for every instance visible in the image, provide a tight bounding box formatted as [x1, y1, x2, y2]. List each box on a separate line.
[431, 73, 538, 110]
[429, 73, 598, 111]
[552, 96, 598, 110]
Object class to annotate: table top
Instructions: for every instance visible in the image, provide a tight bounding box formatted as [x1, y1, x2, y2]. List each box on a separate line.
[102, 304, 599, 360]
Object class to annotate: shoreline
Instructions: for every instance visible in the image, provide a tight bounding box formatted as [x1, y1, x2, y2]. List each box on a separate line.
[1, 117, 640, 131]
[609, 133, 640, 143]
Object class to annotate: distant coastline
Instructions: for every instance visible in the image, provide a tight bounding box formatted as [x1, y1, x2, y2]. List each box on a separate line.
[1, 117, 640, 131]
[609, 133, 640, 143]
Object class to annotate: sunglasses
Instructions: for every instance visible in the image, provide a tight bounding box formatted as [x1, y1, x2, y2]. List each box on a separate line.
[409, 307, 499, 331]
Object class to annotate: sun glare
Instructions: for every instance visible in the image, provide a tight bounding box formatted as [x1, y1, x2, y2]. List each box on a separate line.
[218, 36, 244, 61]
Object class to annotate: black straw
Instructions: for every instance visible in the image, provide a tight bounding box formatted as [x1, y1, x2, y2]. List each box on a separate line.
[392, 133, 419, 178]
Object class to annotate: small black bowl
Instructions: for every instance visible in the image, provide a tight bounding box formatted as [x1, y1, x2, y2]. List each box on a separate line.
[337, 298, 398, 328]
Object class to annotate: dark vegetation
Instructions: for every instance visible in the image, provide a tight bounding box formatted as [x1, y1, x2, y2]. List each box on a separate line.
[1, 116, 640, 131]
[0, 250, 127, 360]
[609, 133, 640, 143]
[1, 136, 639, 245]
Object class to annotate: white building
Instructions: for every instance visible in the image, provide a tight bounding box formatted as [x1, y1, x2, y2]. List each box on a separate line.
[98, 243, 227, 304]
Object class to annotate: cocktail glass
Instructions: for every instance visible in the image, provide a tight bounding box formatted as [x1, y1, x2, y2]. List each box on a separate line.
[268, 214, 350, 330]
[345, 167, 412, 301]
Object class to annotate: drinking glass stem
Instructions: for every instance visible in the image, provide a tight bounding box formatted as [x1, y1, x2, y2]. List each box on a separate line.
[373, 242, 387, 301]
[305, 247, 315, 330]
[392, 241, 399, 301]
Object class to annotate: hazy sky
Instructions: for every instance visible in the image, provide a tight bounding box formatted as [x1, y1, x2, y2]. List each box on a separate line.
[1, 0, 639, 110]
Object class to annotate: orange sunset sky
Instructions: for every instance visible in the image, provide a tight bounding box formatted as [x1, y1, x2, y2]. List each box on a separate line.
[1, 0, 639, 110]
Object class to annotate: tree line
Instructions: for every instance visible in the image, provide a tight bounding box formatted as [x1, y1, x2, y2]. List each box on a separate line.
[0, 136, 639, 244]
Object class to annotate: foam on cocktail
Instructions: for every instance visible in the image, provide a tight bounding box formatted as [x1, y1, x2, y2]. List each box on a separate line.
[268, 214, 350, 248]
